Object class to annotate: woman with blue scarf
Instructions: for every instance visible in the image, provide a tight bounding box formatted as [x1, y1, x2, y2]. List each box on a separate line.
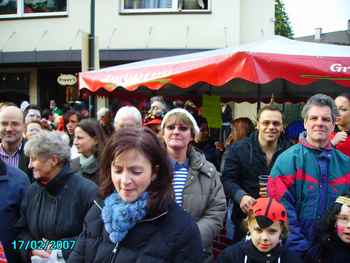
[68, 127, 203, 262]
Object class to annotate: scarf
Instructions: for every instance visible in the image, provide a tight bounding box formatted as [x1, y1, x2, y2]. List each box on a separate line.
[102, 191, 148, 244]
[79, 154, 96, 170]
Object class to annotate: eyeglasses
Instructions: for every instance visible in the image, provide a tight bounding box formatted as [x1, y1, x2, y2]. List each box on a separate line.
[259, 120, 282, 127]
[165, 124, 190, 132]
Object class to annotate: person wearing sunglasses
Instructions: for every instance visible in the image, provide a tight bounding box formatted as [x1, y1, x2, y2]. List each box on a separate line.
[161, 108, 226, 263]
[222, 105, 290, 244]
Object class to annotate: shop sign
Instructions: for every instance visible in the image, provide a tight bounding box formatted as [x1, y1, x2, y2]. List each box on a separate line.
[57, 74, 77, 86]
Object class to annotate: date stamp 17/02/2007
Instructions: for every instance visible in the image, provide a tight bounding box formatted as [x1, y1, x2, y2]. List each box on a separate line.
[11, 240, 77, 250]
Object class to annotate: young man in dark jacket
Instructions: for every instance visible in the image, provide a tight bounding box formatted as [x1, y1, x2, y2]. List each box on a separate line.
[222, 105, 290, 243]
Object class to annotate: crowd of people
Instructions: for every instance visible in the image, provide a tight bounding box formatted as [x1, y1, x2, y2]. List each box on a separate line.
[0, 93, 349, 263]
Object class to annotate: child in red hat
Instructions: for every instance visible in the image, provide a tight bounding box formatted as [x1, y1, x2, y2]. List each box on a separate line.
[218, 197, 303, 263]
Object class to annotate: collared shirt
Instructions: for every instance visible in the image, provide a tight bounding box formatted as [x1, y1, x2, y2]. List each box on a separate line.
[0, 143, 21, 168]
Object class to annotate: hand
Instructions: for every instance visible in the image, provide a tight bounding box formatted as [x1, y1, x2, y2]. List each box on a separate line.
[240, 195, 256, 214]
[32, 249, 51, 258]
[214, 142, 225, 151]
[331, 131, 347, 146]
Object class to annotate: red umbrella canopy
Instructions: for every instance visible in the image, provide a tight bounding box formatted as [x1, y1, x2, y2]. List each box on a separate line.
[79, 36, 350, 102]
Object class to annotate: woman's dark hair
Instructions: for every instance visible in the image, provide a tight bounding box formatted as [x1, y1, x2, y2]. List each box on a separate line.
[63, 110, 81, 144]
[76, 118, 106, 159]
[226, 117, 255, 146]
[99, 127, 174, 216]
[310, 190, 350, 260]
[63, 110, 81, 128]
[42, 108, 53, 119]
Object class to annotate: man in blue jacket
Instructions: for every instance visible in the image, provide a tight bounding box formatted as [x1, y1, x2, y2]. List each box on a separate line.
[268, 94, 350, 255]
[0, 158, 29, 263]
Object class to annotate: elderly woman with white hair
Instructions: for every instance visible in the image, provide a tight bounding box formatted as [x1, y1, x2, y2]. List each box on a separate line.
[113, 106, 142, 130]
[97, 107, 114, 136]
[161, 108, 227, 262]
[15, 131, 97, 262]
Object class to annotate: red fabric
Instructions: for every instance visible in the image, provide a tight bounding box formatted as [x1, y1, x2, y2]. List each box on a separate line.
[330, 132, 350, 157]
[79, 36, 350, 93]
[329, 172, 350, 187]
[268, 170, 319, 202]
[252, 198, 287, 224]
[0, 242, 7, 263]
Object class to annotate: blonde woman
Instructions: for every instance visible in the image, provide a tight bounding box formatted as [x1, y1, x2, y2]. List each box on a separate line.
[161, 108, 226, 262]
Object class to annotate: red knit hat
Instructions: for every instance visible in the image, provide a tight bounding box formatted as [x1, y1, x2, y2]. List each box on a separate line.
[144, 118, 162, 126]
[252, 197, 287, 228]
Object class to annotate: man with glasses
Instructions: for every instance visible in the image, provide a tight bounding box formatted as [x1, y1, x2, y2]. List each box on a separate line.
[268, 94, 350, 256]
[222, 105, 290, 243]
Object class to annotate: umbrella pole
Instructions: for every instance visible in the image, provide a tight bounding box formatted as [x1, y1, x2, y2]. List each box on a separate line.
[88, 0, 96, 117]
[257, 84, 261, 113]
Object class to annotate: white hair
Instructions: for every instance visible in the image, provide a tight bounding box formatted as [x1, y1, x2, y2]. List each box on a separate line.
[113, 106, 142, 127]
[97, 107, 110, 120]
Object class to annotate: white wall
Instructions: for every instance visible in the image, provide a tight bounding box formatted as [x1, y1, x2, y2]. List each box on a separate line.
[240, 0, 275, 43]
[0, 0, 273, 52]
[0, 1, 90, 52]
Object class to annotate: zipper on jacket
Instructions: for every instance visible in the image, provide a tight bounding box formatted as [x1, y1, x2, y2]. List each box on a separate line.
[110, 242, 119, 262]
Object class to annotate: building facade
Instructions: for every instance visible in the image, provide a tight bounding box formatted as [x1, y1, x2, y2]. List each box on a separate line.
[0, 0, 274, 110]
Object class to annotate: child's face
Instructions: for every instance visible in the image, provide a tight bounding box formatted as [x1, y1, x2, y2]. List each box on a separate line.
[248, 219, 282, 252]
[336, 205, 350, 244]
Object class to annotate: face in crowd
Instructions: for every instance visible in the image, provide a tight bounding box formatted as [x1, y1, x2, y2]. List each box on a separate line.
[29, 154, 59, 185]
[248, 218, 283, 253]
[336, 204, 350, 244]
[114, 115, 139, 130]
[335, 96, 350, 130]
[25, 109, 41, 124]
[304, 105, 335, 148]
[25, 122, 43, 140]
[111, 149, 157, 203]
[66, 113, 79, 136]
[162, 115, 194, 151]
[73, 127, 98, 158]
[0, 106, 25, 146]
[257, 110, 284, 145]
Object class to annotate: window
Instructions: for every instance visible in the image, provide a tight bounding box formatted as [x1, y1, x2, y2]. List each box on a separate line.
[0, 0, 67, 18]
[121, 0, 209, 13]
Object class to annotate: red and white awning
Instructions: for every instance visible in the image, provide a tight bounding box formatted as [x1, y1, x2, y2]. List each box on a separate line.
[79, 36, 350, 102]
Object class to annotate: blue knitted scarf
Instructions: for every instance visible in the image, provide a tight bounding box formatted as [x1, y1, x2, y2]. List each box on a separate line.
[101, 191, 149, 244]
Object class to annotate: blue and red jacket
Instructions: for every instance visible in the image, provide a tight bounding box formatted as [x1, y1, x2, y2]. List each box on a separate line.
[268, 136, 350, 255]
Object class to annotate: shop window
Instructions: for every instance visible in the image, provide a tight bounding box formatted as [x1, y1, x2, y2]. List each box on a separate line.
[0, 0, 67, 18]
[0, 0, 17, 15]
[121, 0, 209, 13]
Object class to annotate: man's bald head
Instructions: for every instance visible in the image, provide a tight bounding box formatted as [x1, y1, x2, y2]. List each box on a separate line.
[0, 105, 25, 147]
[0, 105, 24, 121]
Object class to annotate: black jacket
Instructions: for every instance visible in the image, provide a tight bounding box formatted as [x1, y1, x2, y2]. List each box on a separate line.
[68, 201, 203, 263]
[221, 132, 290, 240]
[306, 236, 350, 263]
[15, 165, 97, 262]
[222, 131, 290, 203]
[218, 240, 303, 263]
[18, 141, 31, 182]
[0, 160, 29, 263]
